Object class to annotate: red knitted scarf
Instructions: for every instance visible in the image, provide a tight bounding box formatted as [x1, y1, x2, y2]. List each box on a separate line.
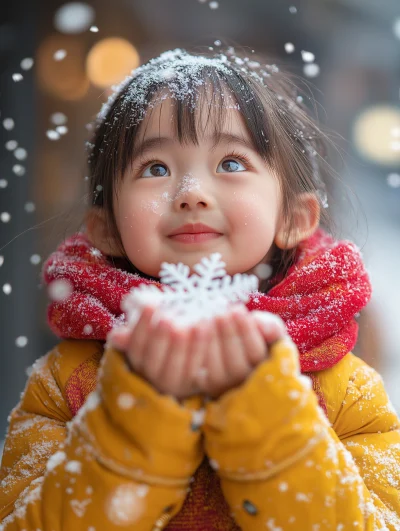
[42, 228, 372, 530]
[42, 228, 372, 373]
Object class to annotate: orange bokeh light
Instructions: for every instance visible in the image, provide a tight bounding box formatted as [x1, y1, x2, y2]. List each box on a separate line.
[86, 37, 140, 88]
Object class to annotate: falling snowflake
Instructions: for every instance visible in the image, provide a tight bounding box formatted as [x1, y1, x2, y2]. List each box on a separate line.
[12, 164, 25, 176]
[15, 336, 28, 347]
[53, 49, 67, 61]
[5, 140, 18, 150]
[20, 57, 34, 70]
[46, 129, 61, 140]
[121, 253, 258, 328]
[54, 3, 95, 34]
[117, 392, 136, 410]
[89, 247, 102, 258]
[3, 118, 15, 130]
[254, 263, 273, 280]
[301, 50, 315, 63]
[56, 125, 68, 135]
[83, 324, 93, 334]
[3, 283, 12, 294]
[284, 43, 295, 54]
[25, 201, 36, 213]
[48, 279, 73, 302]
[303, 63, 320, 78]
[50, 112, 67, 125]
[14, 147, 27, 160]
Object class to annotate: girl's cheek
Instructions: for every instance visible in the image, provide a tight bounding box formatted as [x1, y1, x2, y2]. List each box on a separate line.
[227, 192, 262, 225]
[138, 186, 173, 217]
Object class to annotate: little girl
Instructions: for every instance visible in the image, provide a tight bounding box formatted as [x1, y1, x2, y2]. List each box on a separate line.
[1, 48, 399, 530]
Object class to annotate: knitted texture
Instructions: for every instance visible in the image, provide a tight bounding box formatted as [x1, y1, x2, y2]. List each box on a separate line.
[49, 228, 372, 530]
[42, 228, 372, 373]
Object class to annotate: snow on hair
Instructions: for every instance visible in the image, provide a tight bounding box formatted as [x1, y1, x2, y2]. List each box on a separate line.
[86, 47, 337, 289]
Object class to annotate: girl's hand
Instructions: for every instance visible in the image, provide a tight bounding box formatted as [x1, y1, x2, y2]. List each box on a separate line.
[196, 307, 287, 399]
[107, 306, 211, 400]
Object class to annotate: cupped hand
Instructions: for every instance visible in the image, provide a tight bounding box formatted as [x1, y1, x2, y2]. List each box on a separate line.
[107, 305, 212, 400]
[195, 306, 288, 399]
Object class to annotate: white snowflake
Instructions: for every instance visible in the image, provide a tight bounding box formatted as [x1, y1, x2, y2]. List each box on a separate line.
[121, 253, 259, 328]
[89, 247, 102, 258]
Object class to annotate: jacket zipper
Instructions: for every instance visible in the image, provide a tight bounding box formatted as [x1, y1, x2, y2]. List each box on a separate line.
[151, 512, 172, 530]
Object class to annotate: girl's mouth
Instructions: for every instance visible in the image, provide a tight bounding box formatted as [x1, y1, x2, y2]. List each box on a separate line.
[168, 232, 222, 243]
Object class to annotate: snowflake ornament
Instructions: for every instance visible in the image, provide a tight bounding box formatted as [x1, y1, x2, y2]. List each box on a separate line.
[121, 253, 259, 328]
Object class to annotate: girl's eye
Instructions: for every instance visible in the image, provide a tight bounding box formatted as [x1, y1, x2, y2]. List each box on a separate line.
[141, 162, 170, 178]
[137, 151, 251, 178]
[217, 152, 251, 173]
[217, 158, 247, 173]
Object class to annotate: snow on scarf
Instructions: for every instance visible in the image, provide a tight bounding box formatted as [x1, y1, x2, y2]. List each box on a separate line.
[42, 228, 372, 373]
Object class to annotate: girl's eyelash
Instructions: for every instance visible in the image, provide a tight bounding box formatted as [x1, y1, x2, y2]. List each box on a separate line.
[134, 150, 254, 177]
[220, 150, 253, 170]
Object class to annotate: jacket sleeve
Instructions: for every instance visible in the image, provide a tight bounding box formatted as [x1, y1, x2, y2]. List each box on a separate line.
[0, 341, 204, 530]
[203, 338, 400, 530]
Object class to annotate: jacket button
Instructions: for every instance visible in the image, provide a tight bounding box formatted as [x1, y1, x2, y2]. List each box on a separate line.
[243, 500, 258, 515]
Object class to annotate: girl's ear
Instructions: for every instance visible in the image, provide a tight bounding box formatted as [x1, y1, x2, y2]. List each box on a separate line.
[85, 207, 124, 256]
[274, 193, 321, 250]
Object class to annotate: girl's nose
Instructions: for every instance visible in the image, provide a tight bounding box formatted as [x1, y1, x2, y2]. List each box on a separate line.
[179, 198, 208, 210]
[173, 174, 214, 211]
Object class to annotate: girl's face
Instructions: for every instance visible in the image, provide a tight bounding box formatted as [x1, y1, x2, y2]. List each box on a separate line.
[114, 98, 283, 278]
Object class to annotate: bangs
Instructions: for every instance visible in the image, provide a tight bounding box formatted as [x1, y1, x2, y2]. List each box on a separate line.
[90, 48, 329, 218]
[87, 48, 335, 286]
[105, 59, 274, 189]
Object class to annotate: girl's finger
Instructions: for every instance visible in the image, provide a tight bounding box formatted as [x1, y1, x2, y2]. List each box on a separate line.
[126, 305, 157, 372]
[251, 311, 287, 345]
[219, 308, 251, 383]
[161, 327, 190, 394]
[107, 326, 131, 352]
[233, 310, 268, 366]
[203, 319, 225, 394]
[141, 317, 173, 383]
[184, 321, 211, 392]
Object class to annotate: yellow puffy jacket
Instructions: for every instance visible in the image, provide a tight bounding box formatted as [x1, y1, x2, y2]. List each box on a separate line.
[1, 338, 400, 530]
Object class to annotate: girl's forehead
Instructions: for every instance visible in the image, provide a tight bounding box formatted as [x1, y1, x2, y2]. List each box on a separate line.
[136, 95, 251, 146]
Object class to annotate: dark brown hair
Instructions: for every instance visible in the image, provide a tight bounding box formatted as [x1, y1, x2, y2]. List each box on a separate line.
[87, 47, 337, 291]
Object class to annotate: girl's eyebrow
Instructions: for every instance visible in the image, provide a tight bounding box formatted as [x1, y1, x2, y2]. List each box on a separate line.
[132, 132, 258, 159]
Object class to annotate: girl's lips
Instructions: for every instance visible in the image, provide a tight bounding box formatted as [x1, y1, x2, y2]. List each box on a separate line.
[168, 232, 222, 243]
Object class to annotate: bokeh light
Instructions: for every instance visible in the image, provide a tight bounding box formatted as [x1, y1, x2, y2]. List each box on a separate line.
[86, 37, 140, 88]
[36, 35, 89, 100]
[353, 105, 400, 165]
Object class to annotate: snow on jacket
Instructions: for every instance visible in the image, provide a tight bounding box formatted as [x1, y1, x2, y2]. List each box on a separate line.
[1, 337, 400, 530]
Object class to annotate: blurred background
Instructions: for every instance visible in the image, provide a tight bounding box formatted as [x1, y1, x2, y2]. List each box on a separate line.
[0, 0, 399, 447]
